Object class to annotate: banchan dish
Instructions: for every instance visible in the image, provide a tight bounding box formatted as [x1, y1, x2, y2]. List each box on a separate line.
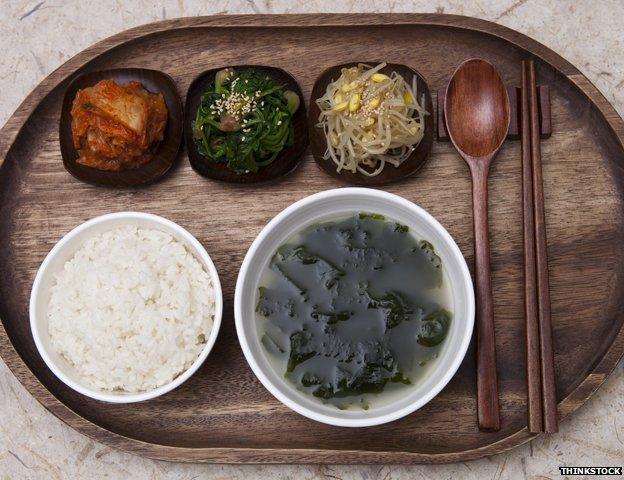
[59, 68, 184, 187]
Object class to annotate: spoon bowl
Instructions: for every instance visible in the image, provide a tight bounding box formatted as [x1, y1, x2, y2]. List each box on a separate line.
[444, 58, 510, 433]
[445, 59, 510, 161]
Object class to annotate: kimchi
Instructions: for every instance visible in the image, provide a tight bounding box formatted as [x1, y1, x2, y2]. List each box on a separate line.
[71, 79, 168, 171]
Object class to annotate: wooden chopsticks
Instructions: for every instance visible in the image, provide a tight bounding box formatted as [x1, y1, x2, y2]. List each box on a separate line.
[521, 61, 542, 433]
[521, 60, 558, 433]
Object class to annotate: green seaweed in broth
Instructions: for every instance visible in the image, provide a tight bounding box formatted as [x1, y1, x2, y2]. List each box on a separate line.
[255, 213, 452, 409]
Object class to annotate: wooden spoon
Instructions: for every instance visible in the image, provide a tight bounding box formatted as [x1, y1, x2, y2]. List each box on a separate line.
[444, 58, 510, 432]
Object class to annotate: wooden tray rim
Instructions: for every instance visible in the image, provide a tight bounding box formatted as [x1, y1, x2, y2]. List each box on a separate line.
[0, 13, 623, 464]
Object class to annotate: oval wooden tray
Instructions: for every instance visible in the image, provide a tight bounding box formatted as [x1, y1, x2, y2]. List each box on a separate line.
[1, 13, 623, 464]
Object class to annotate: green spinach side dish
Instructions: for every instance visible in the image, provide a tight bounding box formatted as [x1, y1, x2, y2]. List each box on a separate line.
[256, 213, 452, 410]
[192, 68, 300, 174]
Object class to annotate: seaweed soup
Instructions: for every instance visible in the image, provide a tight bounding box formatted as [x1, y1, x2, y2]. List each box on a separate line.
[255, 213, 452, 410]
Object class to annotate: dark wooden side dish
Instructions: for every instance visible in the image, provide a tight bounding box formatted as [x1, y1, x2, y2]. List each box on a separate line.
[59, 68, 184, 187]
[0, 14, 624, 464]
[308, 61, 434, 186]
[184, 65, 308, 184]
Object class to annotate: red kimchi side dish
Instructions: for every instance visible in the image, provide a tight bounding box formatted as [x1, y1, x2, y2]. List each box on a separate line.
[70, 79, 168, 171]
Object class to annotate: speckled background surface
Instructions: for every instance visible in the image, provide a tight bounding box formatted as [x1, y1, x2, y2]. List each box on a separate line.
[1, 1, 623, 478]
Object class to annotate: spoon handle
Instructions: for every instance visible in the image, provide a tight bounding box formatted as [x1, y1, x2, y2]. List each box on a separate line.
[470, 162, 501, 432]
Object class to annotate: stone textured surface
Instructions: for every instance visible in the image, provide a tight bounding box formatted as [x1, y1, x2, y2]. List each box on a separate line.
[1, 1, 623, 478]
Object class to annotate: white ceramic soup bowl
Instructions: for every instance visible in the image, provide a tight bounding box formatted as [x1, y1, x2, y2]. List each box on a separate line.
[235, 187, 474, 427]
[30, 212, 223, 403]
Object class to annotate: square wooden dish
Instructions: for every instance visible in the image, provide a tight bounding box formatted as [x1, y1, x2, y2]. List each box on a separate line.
[184, 65, 308, 184]
[308, 61, 434, 185]
[59, 68, 183, 187]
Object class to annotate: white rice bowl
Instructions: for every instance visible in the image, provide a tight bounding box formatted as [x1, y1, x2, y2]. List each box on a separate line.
[47, 225, 215, 393]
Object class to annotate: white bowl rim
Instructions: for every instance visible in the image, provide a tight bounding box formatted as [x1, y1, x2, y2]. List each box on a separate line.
[235, 187, 475, 427]
[29, 211, 223, 404]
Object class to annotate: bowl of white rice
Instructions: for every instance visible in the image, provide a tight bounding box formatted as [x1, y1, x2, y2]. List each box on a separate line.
[29, 212, 222, 403]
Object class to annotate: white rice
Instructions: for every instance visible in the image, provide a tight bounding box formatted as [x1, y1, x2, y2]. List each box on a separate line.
[47, 226, 215, 393]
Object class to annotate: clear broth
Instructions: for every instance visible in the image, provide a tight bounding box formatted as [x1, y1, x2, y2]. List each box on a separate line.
[255, 213, 452, 410]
